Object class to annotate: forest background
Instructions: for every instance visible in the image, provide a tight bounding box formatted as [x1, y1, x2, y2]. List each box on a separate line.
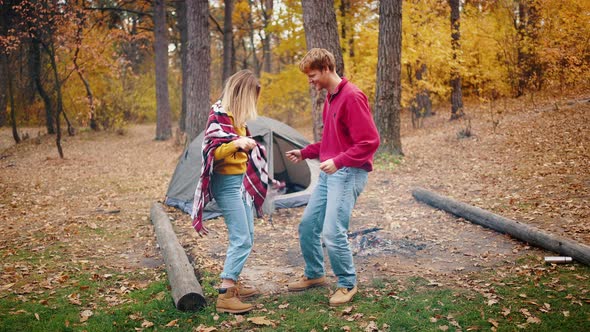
[1, 0, 589, 153]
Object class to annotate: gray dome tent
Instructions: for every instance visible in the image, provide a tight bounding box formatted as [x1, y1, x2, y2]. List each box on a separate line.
[165, 116, 319, 220]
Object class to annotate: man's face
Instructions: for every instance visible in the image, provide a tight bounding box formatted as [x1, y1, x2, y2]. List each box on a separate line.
[305, 69, 327, 91]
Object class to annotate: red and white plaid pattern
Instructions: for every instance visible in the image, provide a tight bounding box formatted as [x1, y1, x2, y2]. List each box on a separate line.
[191, 101, 269, 236]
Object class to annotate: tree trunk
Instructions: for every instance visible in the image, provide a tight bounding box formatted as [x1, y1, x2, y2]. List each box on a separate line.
[72, 13, 98, 131]
[185, 0, 211, 142]
[261, 0, 273, 73]
[415, 63, 433, 117]
[5, 53, 20, 143]
[300, 0, 344, 142]
[516, 0, 542, 97]
[0, 53, 7, 128]
[154, 0, 172, 140]
[449, 0, 464, 120]
[339, 0, 354, 59]
[74, 65, 97, 131]
[412, 187, 590, 267]
[247, 0, 261, 76]
[175, 0, 188, 132]
[31, 38, 55, 135]
[47, 42, 64, 158]
[374, 0, 403, 155]
[222, 0, 234, 84]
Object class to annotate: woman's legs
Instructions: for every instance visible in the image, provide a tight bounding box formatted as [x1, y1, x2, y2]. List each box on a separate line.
[211, 173, 254, 283]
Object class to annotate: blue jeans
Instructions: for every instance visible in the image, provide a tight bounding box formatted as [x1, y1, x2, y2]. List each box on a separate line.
[211, 173, 254, 281]
[298, 167, 368, 289]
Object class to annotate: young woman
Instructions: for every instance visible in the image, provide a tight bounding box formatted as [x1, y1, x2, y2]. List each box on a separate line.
[191, 70, 269, 314]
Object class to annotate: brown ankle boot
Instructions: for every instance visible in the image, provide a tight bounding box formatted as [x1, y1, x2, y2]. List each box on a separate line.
[216, 286, 254, 314]
[237, 282, 260, 299]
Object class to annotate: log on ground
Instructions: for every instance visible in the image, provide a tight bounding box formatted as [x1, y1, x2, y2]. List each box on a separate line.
[150, 202, 206, 311]
[412, 187, 590, 267]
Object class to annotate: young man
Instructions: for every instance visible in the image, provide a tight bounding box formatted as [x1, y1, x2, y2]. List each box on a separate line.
[285, 48, 380, 306]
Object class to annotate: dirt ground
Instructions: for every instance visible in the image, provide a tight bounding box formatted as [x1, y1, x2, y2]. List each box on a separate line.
[1, 95, 589, 297]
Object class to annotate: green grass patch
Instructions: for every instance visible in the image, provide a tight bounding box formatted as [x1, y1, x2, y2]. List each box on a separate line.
[1, 262, 588, 331]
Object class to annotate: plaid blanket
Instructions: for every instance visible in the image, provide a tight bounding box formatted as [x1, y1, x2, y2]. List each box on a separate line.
[191, 101, 269, 236]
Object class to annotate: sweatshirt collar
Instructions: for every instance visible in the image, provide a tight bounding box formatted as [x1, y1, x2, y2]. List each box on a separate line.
[329, 77, 348, 98]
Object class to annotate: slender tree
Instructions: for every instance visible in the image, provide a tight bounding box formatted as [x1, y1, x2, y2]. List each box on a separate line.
[154, 0, 172, 140]
[300, 0, 344, 142]
[175, 0, 188, 132]
[222, 0, 234, 84]
[2, 53, 20, 143]
[259, 0, 274, 73]
[246, 0, 261, 76]
[30, 38, 55, 135]
[0, 57, 6, 128]
[449, 0, 464, 120]
[516, 0, 542, 96]
[185, 0, 211, 141]
[374, 0, 403, 155]
[72, 9, 98, 131]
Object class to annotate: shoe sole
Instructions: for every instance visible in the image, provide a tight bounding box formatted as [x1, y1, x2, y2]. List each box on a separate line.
[238, 292, 260, 300]
[216, 307, 253, 314]
[287, 282, 328, 292]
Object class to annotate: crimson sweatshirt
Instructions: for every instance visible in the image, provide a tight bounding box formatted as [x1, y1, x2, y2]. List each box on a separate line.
[300, 78, 380, 172]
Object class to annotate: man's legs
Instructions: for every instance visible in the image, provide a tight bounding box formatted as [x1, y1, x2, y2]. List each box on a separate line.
[299, 172, 328, 279]
[322, 167, 368, 289]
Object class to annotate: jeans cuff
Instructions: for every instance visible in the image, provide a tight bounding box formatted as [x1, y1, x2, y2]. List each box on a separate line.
[220, 273, 238, 281]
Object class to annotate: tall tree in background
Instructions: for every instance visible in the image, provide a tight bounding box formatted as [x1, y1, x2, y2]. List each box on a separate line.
[222, 0, 234, 84]
[300, 0, 344, 142]
[0, 2, 9, 128]
[246, 0, 261, 76]
[30, 38, 55, 135]
[175, 0, 188, 132]
[0, 56, 6, 128]
[374, 0, 403, 155]
[72, 9, 98, 131]
[185, 0, 211, 141]
[516, 0, 541, 96]
[154, 0, 172, 140]
[339, 0, 355, 58]
[259, 0, 274, 73]
[449, 0, 464, 120]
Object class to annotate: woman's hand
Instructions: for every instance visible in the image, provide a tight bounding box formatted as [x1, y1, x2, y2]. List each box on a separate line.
[234, 137, 257, 151]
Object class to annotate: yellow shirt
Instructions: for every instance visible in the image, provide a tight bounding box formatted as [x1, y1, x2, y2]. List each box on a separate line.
[213, 114, 248, 174]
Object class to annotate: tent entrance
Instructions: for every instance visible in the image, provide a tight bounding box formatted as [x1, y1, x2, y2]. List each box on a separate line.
[268, 133, 311, 194]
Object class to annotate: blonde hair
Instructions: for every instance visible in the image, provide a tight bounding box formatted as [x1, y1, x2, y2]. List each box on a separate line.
[299, 48, 336, 73]
[221, 70, 259, 127]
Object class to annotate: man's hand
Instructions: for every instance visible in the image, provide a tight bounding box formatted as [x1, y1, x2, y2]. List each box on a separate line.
[234, 137, 257, 151]
[286, 149, 303, 163]
[319, 159, 338, 174]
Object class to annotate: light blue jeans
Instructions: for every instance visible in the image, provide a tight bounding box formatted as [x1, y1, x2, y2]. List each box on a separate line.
[299, 167, 368, 289]
[211, 173, 254, 281]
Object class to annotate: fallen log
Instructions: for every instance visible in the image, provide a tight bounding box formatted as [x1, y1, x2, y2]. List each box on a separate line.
[412, 187, 590, 266]
[150, 202, 206, 311]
